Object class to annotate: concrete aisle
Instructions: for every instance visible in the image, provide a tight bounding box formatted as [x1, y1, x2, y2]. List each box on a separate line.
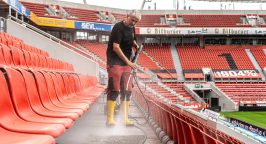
[56, 94, 161, 144]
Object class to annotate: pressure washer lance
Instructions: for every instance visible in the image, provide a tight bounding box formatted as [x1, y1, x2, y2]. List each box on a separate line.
[120, 44, 143, 126]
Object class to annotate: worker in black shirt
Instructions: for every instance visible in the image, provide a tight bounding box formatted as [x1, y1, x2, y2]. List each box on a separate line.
[106, 10, 141, 126]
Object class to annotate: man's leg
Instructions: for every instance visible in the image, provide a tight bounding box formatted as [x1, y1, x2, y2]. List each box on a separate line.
[120, 69, 134, 126]
[106, 66, 122, 126]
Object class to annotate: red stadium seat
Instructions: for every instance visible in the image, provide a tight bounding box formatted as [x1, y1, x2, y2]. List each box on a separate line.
[23, 50, 32, 67]
[42, 71, 90, 110]
[203, 133, 218, 144]
[32, 71, 84, 116]
[191, 126, 205, 144]
[50, 73, 91, 108]
[20, 69, 79, 121]
[0, 43, 14, 65]
[63, 74, 100, 100]
[0, 45, 5, 64]
[0, 127, 55, 144]
[0, 68, 65, 137]
[10, 46, 20, 66]
[3, 67, 74, 129]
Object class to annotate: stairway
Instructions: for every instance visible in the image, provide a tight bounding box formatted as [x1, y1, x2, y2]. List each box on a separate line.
[170, 42, 184, 81]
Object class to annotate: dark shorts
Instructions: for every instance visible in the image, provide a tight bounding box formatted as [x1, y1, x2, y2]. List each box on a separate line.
[107, 65, 133, 101]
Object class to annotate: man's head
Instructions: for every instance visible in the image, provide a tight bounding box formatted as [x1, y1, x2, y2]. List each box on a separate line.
[125, 10, 141, 27]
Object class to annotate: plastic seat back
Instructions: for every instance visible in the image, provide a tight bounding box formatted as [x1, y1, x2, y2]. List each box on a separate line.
[10, 46, 21, 66]
[0, 45, 5, 64]
[0, 44, 13, 65]
[0, 68, 21, 124]
[23, 50, 32, 67]
[3, 67, 35, 117]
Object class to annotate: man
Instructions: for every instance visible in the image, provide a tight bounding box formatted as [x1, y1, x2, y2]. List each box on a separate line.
[106, 10, 141, 126]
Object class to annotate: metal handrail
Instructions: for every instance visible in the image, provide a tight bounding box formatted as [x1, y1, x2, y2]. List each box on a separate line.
[0, 17, 6, 32]
[8, 15, 98, 61]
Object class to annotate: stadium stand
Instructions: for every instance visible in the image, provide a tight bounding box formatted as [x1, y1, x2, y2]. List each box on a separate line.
[144, 43, 175, 70]
[133, 83, 244, 144]
[216, 82, 266, 105]
[180, 15, 247, 27]
[22, 2, 124, 23]
[77, 40, 107, 62]
[250, 48, 266, 69]
[136, 15, 170, 27]
[146, 82, 205, 109]
[2, 0, 266, 143]
[177, 45, 256, 70]
[0, 31, 104, 142]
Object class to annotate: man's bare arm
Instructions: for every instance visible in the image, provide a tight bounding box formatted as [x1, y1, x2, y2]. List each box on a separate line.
[113, 43, 138, 69]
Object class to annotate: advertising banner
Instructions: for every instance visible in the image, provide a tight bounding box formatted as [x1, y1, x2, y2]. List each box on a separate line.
[75, 21, 112, 31]
[136, 27, 266, 35]
[8, 0, 30, 17]
[29, 12, 39, 24]
[213, 70, 261, 79]
[33, 17, 75, 28]
[230, 118, 266, 137]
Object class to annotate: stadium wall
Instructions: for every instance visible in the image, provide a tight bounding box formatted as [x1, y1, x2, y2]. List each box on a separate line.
[6, 19, 99, 76]
[211, 84, 238, 111]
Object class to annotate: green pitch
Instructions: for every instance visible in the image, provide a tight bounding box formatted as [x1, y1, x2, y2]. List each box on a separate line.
[221, 111, 266, 129]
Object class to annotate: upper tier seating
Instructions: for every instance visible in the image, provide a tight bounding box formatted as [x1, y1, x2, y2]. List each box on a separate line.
[216, 83, 266, 105]
[64, 41, 106, 69]
[177, 45, 256, 70]
[144, 43, 175, 70]
[22, 2, 263, 27]
[137, 50, 161, 70]
[180, 15, 246, 27]
[136, 15, 169, 27]
[77, 41, 107, 62]
[76, 41, 161, 70]
[250, 49, 266, 69]
[22, 2, 125, 23]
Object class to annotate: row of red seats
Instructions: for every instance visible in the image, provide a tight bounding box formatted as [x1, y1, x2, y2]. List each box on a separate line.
[144, 44, 175, 70]
[77, 42, 161, 70]
[76, 41, 107, 68]
[177, 46, 255, 70]
[250, 49, 266, 69]
[22, 2, 123, 24]
[131, 47, 161, 70]
[136, 15, 162, 27]
[182, 15, 244, 27]
[216, 83, 266, 104]
[0, 65, 103, 144]
[0, 32, 48, 57]
[21, 2, 47, 17]
[77, 41, 107, 61]
[146, 82, 201, 109]
[133, 86, 243, 144]
[0, 32, 104, 143]
[0, 43, 74, 71]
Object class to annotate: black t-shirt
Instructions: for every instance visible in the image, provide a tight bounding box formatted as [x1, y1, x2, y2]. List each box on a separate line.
[107, 21, 136, 66]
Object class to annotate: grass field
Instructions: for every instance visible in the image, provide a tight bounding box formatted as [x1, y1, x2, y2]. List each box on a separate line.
[221, 111, 266, 129]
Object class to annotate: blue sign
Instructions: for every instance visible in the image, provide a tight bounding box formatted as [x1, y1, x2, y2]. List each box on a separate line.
[230, 118, 266, 137]
[75, 21, 112, 32]
[8, 0, 30, 17]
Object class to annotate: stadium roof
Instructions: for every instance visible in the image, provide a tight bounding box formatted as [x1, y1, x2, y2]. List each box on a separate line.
[190, 0, 266, 3]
